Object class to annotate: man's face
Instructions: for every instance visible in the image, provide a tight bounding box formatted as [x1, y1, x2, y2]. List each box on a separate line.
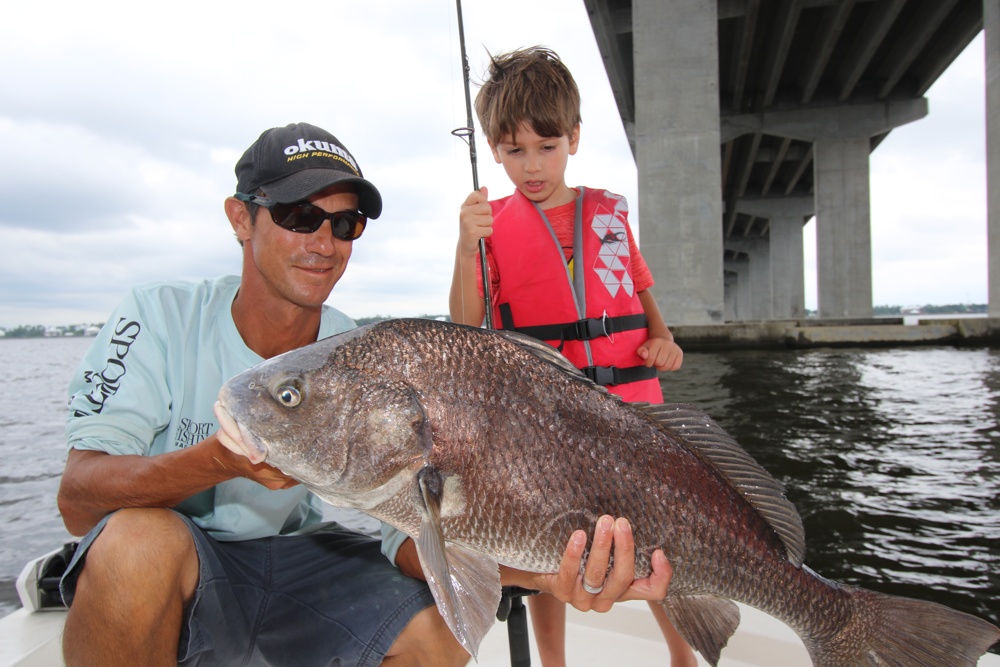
[243, 184, 360, 310]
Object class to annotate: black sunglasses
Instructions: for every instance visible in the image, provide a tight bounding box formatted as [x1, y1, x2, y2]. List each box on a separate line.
[235, 193, 367, 241]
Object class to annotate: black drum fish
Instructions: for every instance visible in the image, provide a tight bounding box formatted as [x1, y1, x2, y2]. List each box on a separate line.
[214, 318, 1000, 665]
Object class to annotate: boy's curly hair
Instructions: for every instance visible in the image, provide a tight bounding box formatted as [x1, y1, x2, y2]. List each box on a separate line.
[475, 46, 581, 145]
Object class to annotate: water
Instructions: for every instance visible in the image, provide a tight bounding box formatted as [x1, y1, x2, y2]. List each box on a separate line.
[663, 346, 1000, 630]
[1, 338, 997, 640]
[0, 337, 86, 614]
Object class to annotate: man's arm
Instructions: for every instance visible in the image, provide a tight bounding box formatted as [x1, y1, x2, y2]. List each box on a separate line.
[57, 434, 296, 536]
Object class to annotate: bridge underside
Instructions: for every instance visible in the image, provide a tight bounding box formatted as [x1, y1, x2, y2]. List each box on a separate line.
[583, 0, 996, 324]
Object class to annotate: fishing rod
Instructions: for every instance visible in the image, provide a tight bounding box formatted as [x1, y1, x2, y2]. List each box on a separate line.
[451, 0, 495, 330]
[451, 16, 535, 662]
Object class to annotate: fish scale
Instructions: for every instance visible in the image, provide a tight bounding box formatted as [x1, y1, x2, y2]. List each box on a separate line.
[215, 318, 1000, 666]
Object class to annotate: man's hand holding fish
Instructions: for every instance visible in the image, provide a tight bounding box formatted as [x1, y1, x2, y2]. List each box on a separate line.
[394, 513, 672, 614]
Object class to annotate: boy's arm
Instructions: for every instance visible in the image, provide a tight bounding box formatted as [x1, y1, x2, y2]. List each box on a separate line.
[449, 188, 493, 326]
[638, 289, 684, 371]
[449, 248, 486, 326]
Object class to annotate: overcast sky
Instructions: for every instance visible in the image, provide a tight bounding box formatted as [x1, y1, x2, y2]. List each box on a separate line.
[0, 1, 988, 328]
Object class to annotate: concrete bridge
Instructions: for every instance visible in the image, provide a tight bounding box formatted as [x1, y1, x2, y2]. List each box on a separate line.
[582, 0, 997, 325]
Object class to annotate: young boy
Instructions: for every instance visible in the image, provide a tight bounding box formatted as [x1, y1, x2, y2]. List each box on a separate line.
[448, 47, 696, 667]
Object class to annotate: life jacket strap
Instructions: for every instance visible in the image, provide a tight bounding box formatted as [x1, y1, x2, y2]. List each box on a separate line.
[498, 307, 648, 344]
[582, 364, 658, 387]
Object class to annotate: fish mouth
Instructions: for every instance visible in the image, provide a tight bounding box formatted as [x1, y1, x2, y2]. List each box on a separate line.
[213, 400, 269, 465]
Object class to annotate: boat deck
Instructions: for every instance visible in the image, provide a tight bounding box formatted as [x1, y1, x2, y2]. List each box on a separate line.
[478, 600, 809, 666]
[3, 601, 997, 666]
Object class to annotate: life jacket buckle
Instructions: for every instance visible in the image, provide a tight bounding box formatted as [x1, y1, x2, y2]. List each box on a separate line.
[572, 317, 609, 341]
[585, 365, 617, 386]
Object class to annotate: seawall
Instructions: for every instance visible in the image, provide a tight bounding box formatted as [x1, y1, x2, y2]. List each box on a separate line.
[671, 317, 1000, 351]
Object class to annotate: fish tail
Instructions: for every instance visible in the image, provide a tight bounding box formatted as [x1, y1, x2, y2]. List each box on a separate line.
[804, 587, 1000, 667]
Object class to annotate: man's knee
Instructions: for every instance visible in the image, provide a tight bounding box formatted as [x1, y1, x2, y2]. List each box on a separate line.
[386, 605, 469, 667]
[80, 508, 199, 602]
[64, 510, 197, 666]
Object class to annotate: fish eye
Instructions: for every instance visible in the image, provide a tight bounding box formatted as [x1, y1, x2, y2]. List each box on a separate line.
[276, 385, 302, 407]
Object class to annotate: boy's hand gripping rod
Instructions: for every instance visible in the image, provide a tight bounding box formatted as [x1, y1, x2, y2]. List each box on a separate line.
[451, 0, 495, 330]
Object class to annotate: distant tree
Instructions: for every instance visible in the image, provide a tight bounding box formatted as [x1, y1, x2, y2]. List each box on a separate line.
[4, 325, 45, 338]
[921, 303, 986, 314]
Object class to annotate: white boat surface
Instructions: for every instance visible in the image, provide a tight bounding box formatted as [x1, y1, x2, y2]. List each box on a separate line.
[3, 600, 998, 667]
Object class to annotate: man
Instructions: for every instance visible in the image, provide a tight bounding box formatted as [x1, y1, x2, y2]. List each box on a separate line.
[56, 122, 672, 666]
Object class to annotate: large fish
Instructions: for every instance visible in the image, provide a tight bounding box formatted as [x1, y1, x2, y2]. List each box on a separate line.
[213, 318, 999, 666]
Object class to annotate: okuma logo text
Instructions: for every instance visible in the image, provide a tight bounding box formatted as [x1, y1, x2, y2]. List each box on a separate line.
[283, 138, 358, 173]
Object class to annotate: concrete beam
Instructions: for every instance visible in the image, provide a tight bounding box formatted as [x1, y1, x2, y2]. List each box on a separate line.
[584, 0, 635, 152]
[734, 196, 814, 219]
[720, 97, 928, 142]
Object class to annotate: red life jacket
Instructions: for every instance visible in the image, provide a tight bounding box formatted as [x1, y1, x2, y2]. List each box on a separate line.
[488, 187, 663, 403]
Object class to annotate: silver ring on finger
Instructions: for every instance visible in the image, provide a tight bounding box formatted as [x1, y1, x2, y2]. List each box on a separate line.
[582, 580, 605, 595]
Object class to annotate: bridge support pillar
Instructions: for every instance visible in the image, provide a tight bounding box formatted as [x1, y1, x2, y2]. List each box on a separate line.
[769, 216, 807, 320]
[633, 0, 724, 325]
[988, 0, 1000, 317]
[725, 237, 773, 320]
[735, 198, 812, 320]
[814, 138, 873, 319]
[724, 257, 750, 322]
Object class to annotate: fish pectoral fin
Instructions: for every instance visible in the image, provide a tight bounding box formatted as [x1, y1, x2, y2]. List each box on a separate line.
[661, 595, 741, 667]
[416, 467, 501, 660]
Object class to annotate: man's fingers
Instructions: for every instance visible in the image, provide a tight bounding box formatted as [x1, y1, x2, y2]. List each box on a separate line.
[606, 517, 637, 588]
[621, 549, 672, 602]
[586, 517, 635, 611]
[582, 515, 614, 588]
[561, 515, 610, 610]
[551, 529, 588, 601]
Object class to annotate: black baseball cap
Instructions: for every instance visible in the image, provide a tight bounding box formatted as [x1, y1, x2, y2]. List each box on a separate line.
[235, 122, 382, 219]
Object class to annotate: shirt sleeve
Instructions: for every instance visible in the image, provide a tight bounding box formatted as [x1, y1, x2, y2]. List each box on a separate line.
[65, 287, 172, 456]
[626, 222, 655, 292]
[380, 522, 410, 566]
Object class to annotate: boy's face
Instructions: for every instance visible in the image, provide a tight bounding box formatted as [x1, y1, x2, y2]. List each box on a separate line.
[489, 122, 580, 209]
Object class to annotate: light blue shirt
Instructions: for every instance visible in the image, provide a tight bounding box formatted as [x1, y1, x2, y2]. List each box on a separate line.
[65, 275, 356, 541]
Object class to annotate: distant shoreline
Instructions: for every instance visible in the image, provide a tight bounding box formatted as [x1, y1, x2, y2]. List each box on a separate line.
[0, 308, 990, 339]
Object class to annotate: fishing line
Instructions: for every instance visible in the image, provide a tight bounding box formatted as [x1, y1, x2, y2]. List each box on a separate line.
[452, 0, 494, 329]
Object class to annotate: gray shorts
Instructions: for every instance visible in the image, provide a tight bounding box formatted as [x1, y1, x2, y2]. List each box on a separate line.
[60, 511, 436, 666]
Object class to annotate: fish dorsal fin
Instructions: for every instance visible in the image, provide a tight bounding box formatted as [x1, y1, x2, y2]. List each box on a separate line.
[642, 403, 806, 566]
[415, 466, 501, 659]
